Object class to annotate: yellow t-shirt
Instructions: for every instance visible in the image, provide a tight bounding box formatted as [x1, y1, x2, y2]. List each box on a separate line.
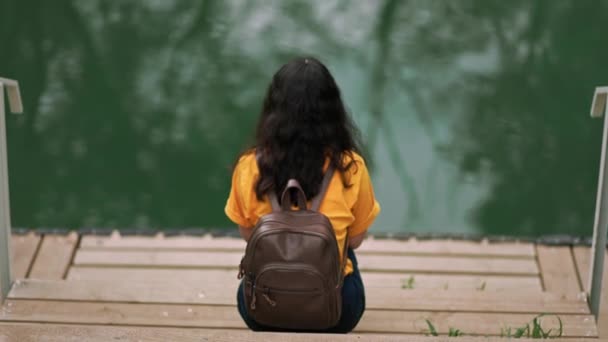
[224, 151, 381, 275]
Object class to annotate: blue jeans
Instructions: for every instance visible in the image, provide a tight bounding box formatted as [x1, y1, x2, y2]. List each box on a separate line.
[236, 249, 366, 333]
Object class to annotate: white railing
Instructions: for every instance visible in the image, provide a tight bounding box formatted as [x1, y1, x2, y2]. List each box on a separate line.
[589, 86, 608, 318]
[0, 77, 22, 303]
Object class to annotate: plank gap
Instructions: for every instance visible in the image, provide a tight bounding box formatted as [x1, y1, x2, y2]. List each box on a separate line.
[534, 245, 546, 292]
[572, 246, 587, 295]
[62, 234, 82, 280]
[24, 234, 43, 279]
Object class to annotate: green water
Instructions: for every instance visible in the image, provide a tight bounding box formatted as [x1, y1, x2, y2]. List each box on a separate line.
[1, 0, 608, 237]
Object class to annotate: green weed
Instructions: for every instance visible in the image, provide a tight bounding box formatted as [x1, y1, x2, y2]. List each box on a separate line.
[401, 275, 415, 289]
[425, 319, 439, 336]
[501, 314, 563, 339]
[448, 327, 464, 337]
[425, 320, 464, 337]
[424, 314, 562, 338]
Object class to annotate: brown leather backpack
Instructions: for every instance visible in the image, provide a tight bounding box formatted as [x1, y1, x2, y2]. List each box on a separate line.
[237, 166, 347, 330]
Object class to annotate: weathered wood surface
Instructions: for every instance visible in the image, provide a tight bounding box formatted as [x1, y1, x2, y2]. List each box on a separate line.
[5, 233, 602, 339]
[81, 235, 535, 257]
[80, 234, 246, 251]
[0, 323, 602, 342]
[357, 254, 537, 275]
[573, 247, 605, 295]
[28, 233, 78, 280]
[8, 279, 589, 314]
[0, 300, 596, 337]
[537, 246, 581, 294]
[73, 250, 539, 275]
[9, 233, 40, 279]
[67, 266, 542, 291]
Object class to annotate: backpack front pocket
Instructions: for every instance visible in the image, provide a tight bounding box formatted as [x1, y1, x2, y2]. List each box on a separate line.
[248, 263, 337, 330]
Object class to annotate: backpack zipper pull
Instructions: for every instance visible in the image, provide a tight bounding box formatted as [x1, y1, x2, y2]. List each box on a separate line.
[250, 284, 257, 310]
[237, 258, 245, 279]
[262, 288, 276, 307]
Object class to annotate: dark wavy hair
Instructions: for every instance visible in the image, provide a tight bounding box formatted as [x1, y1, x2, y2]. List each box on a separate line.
[249, 57, 362, 201]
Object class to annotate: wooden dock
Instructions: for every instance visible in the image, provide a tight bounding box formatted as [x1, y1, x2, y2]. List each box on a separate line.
[1, 231, 608, 341]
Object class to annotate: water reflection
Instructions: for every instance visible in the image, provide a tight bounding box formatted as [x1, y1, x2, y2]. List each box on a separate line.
[1, 0, 606, 236]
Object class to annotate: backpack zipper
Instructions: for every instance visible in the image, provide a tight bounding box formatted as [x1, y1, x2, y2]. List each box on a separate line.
[262, 287, 277, 306]
[256, 262, 326, 285]
[250, 285, 257, 310]
[237, 258, 245, 279]
[250, 262, 326, 310]
[260, 284, 326, 307]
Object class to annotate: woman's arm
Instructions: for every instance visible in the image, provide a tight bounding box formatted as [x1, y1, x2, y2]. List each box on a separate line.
[348, 232, 366, 249]
[239, 226, 253, 242]
[347, 157, 379, 250]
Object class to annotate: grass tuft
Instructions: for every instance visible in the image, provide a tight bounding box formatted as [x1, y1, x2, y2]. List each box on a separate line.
[501, 314, 563, 339]
[425, 320, 464, 337]
[401, 275, 415, 289]
[448, 327, 464, 337]
[425, 319, 439, 336]
[424, 314, 562, 338]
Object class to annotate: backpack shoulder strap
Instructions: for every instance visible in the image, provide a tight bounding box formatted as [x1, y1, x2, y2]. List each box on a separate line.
[256, 150, 281, 212]
[268, 191, 281, 212]
[311, 165, 335, 211]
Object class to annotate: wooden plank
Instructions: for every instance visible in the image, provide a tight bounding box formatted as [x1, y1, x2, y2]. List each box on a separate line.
[80, 235, 535, 258]
[67, 267, 238, 283]
[359, 237, 535, 258]
[80, 234, 246, 251]
[29, 233, 79, 280]
[1, 324, 602, 342]
[358, 254, 537, 275]
[362, 272, 542, 291]
[536, 246, 581, 293]
[0, 300, 596, 337]
[359, 310, 596, 336]
[10, 279, 236, 307]
[73, 250, 242, 269]
[73, 250, 539, 275]
[68, 266, 542, 292]
[8, 279, 589, 314]
[0, 324, 603, 342]
[9, 233, 40, 279]
[574, 246, 608, 338]
[0, 299, 244, 329]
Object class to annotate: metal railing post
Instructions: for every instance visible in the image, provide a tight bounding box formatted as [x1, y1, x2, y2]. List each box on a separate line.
[0, 77, 22, 303]
[589, 86, 608, 318]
